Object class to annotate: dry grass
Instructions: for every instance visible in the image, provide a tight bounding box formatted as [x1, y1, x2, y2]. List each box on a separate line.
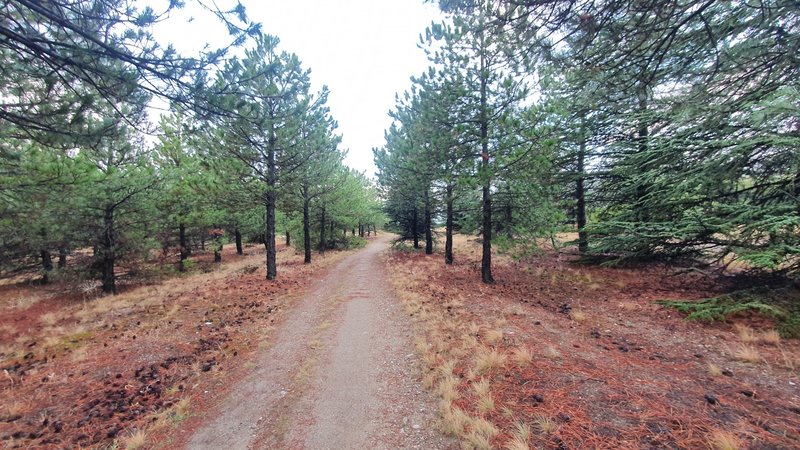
[39, 312, 59, 326]
[512, 420, 532, 443]
[780, 348, 797, 370]
[533, 414, 558, 434]
[732, 344, 761, 364]
[439, 374, 462, 402]
[511, 346, 533, 366]
[759, 329, 781, 345]
[70, 346, 88, 363]
[734, 324, 758, 343]
[472, 379, 494, 413]
[466, 417, 500, 450]
[504, 436, 530, 450]
[484, 329, 504, 344]
[570, 310, 587, 322]
[473, 346, 507, 375]
[476, 391, 495, 414]
[122, 429, 147, 450]
[708, 430, 741, 450]
[439, 401, 470, 436]
[544, 345, 561, 359]
[707, 363, 723, 377]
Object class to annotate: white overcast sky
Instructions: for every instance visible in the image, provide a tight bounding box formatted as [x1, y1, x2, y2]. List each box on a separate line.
[153, 0, 444, 177]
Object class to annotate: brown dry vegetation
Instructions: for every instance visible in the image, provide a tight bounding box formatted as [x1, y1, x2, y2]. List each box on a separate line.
[0, 244, 353, 449]
[388, 234, 800, 449]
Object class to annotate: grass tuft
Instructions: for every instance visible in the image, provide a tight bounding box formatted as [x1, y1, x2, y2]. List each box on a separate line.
[570, 310, 587, 322]
[511, 347, 533, 366]
[123, 429, 147, 450]
[484, 329, 504, 345]
[473, 346, 507, 375]
[759, 329, 781, 345]
[708, 430, 741, 450]
[732, 344, 761, 364]
[504, 436, 530, 450]
[734, 324, 757, 343]
[533, 414, 558, 434]
[707, 363, 723, 377]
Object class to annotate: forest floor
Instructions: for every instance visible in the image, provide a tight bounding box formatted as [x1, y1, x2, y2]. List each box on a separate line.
[0, 236, 452, 450]
[388, 234, 800, 450]
[2, 234, 799, 450]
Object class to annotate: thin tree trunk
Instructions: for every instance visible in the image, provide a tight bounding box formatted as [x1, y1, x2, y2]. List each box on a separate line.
[285, 230, 291, 247]
[303, 197, 312, 263]
[179, 222, 189, 271]
[445, 184, 454, 265]
[101, 205, 116, 294]
[58, 245, 67, 269]
[214, 244, 222, 263]
[265, 128, 278, 280]
[40, 249, 53, 284]
[319, 206, 326, 254]
[424, 189, 433, 255]
[576, 128, 588, 253]
[479, 35, 493, 284]
[235, 228, 243, 255]
[412, 208, 419, 248]
[329, 220, 335, 249]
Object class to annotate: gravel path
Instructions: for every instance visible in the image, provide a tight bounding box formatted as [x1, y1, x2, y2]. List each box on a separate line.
[187, 235, 452, 450]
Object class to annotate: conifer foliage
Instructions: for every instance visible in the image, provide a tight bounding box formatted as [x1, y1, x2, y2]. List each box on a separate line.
[0, 1, 384, 292]
[377, 0, 798, 281]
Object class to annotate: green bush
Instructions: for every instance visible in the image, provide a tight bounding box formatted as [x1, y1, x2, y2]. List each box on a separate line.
[658, 287, 800, 337]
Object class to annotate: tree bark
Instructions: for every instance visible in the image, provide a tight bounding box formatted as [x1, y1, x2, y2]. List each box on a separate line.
[235, 228, 243, 255]
[179, 222, 189, 271]
[424, 189, 433, 255]
[303, 197, 312, 263]
[445, 184, 454, 265]
[319, 206, 326, 254]
[412, 208, 419, 248]
[265, 128, 278, 280]
[58, 245, 67, 269]
[101, 204, 116, 294]
[479, 34, 494, 284]
[576, 128, 588, 253]
[40, 249, 53, 284]
[329, 220, 335, 249]
[285, 230, 291, 247]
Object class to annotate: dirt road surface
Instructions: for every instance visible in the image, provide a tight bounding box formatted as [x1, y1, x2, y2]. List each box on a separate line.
[187, 235, 452, 449]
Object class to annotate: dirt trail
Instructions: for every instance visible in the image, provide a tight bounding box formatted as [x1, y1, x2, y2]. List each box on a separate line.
[187, 235, 452, 450]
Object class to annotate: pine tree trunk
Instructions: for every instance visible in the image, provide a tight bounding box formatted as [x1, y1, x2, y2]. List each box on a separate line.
[265, 128, 278, 280]
[424, 189, 433, 255]
[303, 197, 312, 263]
[412, 208, 419, 248]
[329, 220, 335, 249]
[101, 205, 116, 294]
[576, 130, 588, 253]
[40, 249, 53, 284]
[285, 230, 291, 247]
[445, 184, 454, 265]
[479, 38, 493, 284]
[319, 206, 326, 254]
[235, 228, 243, 255]
[179, 222, 189, 271]
[214, 245, 222, 263]
[58, 245, 67, 269]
